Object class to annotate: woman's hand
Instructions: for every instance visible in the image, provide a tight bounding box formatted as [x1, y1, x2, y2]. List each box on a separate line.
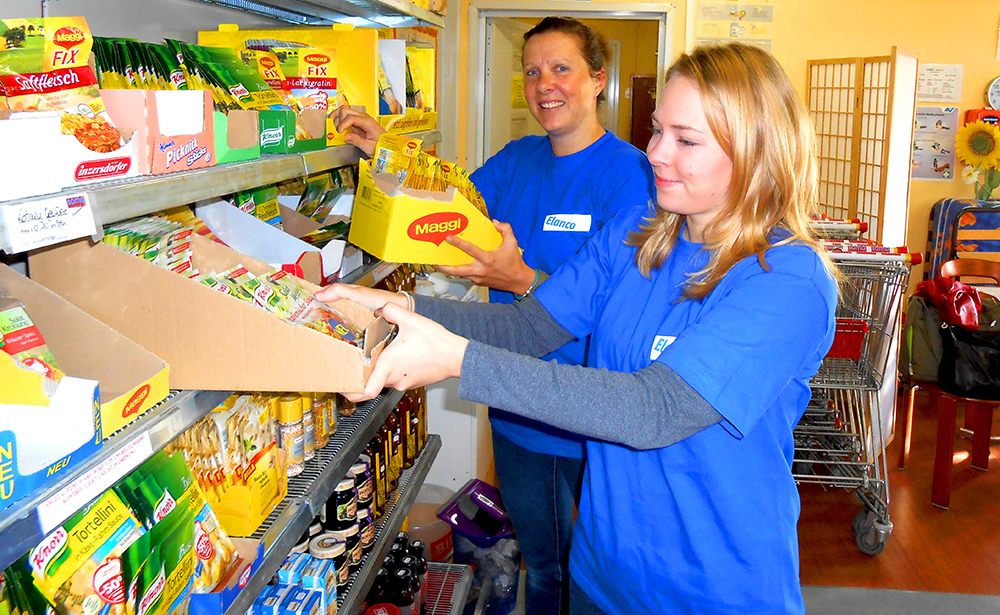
[343, 302, 469, 402]
[332, 106, 386, 158]
[436, 220, 537, 295]
[315, 283, 408, 312]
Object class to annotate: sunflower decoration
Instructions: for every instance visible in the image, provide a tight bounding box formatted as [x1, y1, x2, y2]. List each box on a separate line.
[955, 120, 1000, 201]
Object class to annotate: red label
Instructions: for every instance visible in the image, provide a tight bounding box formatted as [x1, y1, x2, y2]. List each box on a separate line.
[194, 523, 214, 561]
[75, 158, 131, 182]
[121, 384, 151, 418]
[3, 326, 44, 354]
[93, 558, 125, 605]
[407, 212, 468, 246]
[0, 66, 96, 96]
[304, 53, 330, 66]
[53, 27, 86, 49]
[259, 57, 276, 69]
[238, 564, 252, 588]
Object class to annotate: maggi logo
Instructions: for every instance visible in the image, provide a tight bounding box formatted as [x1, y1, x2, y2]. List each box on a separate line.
[53, 27, 85, 49]
[122, 385, 151, 418]
[407, 212, 468, 246]
[304, 54, 330, 66]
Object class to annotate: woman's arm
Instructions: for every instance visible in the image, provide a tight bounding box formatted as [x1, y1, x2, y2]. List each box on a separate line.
[459, 341, 722, 450]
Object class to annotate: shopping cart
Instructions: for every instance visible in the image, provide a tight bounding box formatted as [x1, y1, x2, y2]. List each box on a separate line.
[793, 230, 918, 555]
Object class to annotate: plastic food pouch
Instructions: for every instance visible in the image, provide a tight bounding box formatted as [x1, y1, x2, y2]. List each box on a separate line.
[372, 133, 422, 182]
[296, 173, 333, 219]
[120, 499, 194, 615]
[271, 46, 337, 117]
[177, 42, 287, 111]
[0, 295, 64, 383]
[377, 57, 402, 116]
[0, 17, 124, 153]
[288, 297, 362, 346]
[233, 184, 282, 228]
[4, 557, 54, 615]
[298, 220, 350, 247]
[27, 490, 144, 615]
[308, 185, 348, 223]
[241, 49, 295, 107]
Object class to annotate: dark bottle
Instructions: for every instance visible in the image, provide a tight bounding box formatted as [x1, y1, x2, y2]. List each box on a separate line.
[400, 554, 426, 613]
[386, 567, 415, 615]
[366, 567, 393, 605]
[395, 531, 410, 547]
[406, 540, 427, 562]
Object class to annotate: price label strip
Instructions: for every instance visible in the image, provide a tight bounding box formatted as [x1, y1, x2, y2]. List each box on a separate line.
[1, 193, 98, 254]
[36, 431, 153, 534]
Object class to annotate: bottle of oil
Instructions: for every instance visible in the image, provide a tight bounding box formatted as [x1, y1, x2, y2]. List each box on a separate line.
[386, 409, 403, 490]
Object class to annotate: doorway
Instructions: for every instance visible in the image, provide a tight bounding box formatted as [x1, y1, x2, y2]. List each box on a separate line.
[467, 1, 675, 170]
[629, 74, 657, 149]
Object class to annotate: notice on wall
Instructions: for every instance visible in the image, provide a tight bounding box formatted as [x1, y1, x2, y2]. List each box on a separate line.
[917, 64, 963, 103]
[688, 0, 773, 51]
[912, 106, 959, 181]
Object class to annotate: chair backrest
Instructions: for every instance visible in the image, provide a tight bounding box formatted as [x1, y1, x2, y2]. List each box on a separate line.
[939, 258, 1000, 284]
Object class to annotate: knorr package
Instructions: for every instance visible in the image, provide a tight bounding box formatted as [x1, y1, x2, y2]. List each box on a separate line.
[0, 17, 123, 153]
[119, 497, 194, 615]
[115, 451, 237, 596]
[232, 184, 282, 228]
[169, 42, 286, 113]
[0, 294, 64, 384]
[26, 491, 144, 615]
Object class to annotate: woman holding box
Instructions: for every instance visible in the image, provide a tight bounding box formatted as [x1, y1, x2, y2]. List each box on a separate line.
[321, 42, 839, 614]
[334, 17, 653, 615]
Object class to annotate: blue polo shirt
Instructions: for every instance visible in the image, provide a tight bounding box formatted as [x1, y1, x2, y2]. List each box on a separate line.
[534, 208, 838, 613]
[470, 132, 654, 458]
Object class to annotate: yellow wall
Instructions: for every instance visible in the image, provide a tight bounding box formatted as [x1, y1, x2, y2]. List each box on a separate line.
[452, 0, 1000, 278]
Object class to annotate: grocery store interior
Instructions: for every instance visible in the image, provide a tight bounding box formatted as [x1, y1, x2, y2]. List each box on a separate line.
[2, 0, 1000, 614]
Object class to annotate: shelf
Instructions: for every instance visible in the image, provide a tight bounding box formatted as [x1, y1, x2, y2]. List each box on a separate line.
[0, 389, 229, 571]
[223, 388, 407, 615]
[0, 130, 441, 252]
[341, 259, 400, 287]
[338, 433, 442, 614]
[195, 0, 445, 29]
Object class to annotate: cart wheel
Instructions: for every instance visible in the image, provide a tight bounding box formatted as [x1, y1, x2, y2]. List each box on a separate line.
[855, 526, 886, 556]
[851, 509, 871, 534]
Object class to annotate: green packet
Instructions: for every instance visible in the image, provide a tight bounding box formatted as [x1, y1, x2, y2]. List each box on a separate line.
[121, 496, 194, 615]
[175, 42, 287, 111]
[299, 219, 350, 247]
[233, 184, 282, 228]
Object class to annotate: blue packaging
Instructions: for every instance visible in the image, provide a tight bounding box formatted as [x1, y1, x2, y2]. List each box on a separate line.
[300, 559, 337, 615]
[259, 585, 295, 615]
[277, 552, 313, 585]
[281, 588, 323, 615]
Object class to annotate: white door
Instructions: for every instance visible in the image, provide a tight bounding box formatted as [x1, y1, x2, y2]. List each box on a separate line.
[484, 17, 545, 162]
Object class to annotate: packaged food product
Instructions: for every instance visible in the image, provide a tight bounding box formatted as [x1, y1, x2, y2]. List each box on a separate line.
[0, 295, 64, 384]
[0, 17, 123, 153]
[232, 184, 282, 228]
[119, 495, 195, 615]
[26, 491, 145, 615]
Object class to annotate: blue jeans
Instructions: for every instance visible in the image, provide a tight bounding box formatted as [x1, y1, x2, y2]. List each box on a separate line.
[492, 431, 584, 615]
[570, 577, 608, 615]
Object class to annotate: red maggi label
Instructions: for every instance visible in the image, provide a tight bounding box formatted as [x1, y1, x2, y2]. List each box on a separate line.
[259, 56, 276, 69]
[53, 27, 86, 49]
[75, 158, 131, 181]
[304, 53, 330, 66]
[121, 384, 151, 418]
[407, 212, 468, 246]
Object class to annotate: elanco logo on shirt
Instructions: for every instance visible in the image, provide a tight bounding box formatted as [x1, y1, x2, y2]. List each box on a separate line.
[543, 214, 592, 232]
[650, 335, 677, 361]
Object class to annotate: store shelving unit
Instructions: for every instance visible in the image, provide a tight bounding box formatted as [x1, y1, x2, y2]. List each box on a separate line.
[0, 130, 441, 244]
[0, 389, 229, 571]
[193, 0, 444, 29]
[222, 385, 439, 615]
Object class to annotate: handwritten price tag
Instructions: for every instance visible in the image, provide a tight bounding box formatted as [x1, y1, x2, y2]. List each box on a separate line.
[1, 193, 98, 254]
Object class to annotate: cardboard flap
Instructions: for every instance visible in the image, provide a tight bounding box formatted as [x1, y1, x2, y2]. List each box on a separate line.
[196, 200, 320, 263]
[299, 109, 326, 141]
[156, 90, 207, 135]
[363, 316, 394, 362]
[226, 110, 260, 149]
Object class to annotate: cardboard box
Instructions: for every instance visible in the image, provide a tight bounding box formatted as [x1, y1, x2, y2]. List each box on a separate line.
[0, 110, 140, 201]
[189, 538, 265, 615]
[259, 108, 327, 154]
[0, 264, 169, 440]
[215, 110, 261, 164]
[350, 159, 502, 265]
[194, 199, 347, 286]
[102, 89, 217, 175]
[29, 234, 393, 393]
[0, 351, 101, 512]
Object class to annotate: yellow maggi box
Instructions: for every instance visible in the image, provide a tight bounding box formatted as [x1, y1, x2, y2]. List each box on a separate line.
[349, 159, 502, 265]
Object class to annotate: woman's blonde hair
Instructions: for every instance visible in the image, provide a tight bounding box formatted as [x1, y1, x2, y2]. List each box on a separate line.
[628, 42, 835, 299]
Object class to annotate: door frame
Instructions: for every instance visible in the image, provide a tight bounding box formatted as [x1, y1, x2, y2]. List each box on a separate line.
[628, 73, 657, 148]
[466, 1, 676, 170]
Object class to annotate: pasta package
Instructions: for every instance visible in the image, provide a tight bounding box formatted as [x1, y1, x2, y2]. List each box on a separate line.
[26, 491, 145, 615]
[0, 17, 123, 153]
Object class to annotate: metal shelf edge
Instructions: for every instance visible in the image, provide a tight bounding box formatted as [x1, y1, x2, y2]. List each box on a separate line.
[0, 389, 229, 571]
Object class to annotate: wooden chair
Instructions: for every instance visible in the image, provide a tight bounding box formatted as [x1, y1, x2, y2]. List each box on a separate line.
[896, 258, 1000, 509]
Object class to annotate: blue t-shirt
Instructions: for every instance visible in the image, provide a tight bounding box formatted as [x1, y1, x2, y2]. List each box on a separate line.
[470, 132, 654, 458]
[534, 208, 838, 614]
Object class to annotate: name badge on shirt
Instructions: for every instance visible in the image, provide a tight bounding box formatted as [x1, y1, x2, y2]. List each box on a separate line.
[650, 335, 676, 361]
[543, 214, 592, 232]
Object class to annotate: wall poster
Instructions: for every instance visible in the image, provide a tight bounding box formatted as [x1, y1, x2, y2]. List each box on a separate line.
[912, 106, 959, 181]
[686, 0, 773, 51]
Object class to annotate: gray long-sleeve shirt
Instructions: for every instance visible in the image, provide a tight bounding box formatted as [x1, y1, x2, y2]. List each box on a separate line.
[413, 294, 722, 451]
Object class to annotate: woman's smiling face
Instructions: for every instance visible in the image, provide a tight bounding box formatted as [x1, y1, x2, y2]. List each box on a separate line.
[522, 31, 605, 144]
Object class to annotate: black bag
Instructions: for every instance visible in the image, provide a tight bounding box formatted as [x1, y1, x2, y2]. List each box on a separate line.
[938, 322, 1000, 400]
[900, 296, 944, 382]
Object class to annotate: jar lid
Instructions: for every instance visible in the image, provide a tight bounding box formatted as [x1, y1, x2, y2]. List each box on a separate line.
[328, 524, 359, 539]
[349, 462, 368, 476]
[358, 507, 371, 520]
[335, 478, 355, 492]
[277, 395, 303, 422]
[309, 535, 346, 558]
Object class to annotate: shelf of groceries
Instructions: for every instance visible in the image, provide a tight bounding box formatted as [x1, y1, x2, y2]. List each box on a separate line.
[0, 130, 441, 232]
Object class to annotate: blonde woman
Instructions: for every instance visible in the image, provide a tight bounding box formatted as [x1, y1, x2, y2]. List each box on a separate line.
[320, 43, 837, 614]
